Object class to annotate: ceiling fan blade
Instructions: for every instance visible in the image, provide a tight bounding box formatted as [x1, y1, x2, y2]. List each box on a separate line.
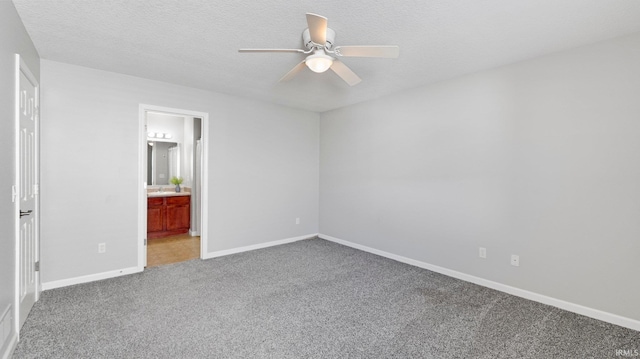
[306, 13, 327, 45]
[239, 49, 305, 53]
[334, 46, 399, 58]
[330, 60, 362, 86]
[279, 61, 307, 82]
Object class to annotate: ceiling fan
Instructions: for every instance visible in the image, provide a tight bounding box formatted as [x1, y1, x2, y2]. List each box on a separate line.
[239, 13, 399, 86]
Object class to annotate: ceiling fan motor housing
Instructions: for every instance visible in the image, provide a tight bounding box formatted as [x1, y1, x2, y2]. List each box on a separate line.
[303, 28, 336, 49]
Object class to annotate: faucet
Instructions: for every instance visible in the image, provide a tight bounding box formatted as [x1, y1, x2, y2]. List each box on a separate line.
[158, 187, 163, 193]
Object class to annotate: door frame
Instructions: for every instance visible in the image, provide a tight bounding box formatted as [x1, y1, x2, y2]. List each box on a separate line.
[137, 104, 209, 270]
[14, 54, 40, 334]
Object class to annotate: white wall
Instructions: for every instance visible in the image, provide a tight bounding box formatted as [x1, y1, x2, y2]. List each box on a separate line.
[320, 32, 640, 322]
[146, 113, 185, 146]
[40, 60, 319, 284]
[0, 1, 40, 355]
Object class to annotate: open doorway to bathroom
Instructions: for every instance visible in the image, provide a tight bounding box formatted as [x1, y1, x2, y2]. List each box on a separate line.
[138, 105, 208, 270]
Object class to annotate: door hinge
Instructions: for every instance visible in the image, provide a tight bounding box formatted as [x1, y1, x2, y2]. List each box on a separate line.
[35, 261, 40, 272]
[144, 238, 147, 246]
[11, 185, 17, 203]
[34, 184, 39, 195]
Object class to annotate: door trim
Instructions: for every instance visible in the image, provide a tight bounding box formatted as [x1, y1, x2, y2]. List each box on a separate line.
[14, 54, 40, 335]
[137, 104, 209, 270]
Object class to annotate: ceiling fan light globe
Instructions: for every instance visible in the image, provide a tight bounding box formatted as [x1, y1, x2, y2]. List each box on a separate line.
[305, 54, 334, 73]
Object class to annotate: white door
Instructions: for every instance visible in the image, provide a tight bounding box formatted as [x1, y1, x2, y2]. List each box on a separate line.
[16, 57, 39, 329]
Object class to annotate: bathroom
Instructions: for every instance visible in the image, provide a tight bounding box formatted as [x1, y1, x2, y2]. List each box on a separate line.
[145, 112, 203, 266]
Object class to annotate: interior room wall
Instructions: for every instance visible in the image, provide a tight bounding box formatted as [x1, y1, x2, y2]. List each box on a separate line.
[40, 60, 319, 285]
[0, 2, 40, 355]
[319, 32, 640, 322]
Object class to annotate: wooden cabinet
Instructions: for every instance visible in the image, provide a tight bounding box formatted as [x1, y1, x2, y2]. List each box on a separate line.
[147, 195, 190, 239]
[147, 197, 165, 233]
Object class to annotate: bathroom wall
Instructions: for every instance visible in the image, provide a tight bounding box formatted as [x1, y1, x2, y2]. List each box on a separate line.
[182, 116, 194, 187]
[146, 113, 185, 145]
[147, 113, 196, 187]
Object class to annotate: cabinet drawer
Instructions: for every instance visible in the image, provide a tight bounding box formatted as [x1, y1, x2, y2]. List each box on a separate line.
[166, 196, 190, 205]
[148, 197, 164, 207]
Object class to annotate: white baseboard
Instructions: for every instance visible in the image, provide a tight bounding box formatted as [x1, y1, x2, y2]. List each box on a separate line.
[202, 233, 318, 260]
[42, 266, 142, 291]
[319, 233, 640, 332]
[1, 304, 16, 359]
[1, 333, 17, 359]
[189, 230, 200, 237]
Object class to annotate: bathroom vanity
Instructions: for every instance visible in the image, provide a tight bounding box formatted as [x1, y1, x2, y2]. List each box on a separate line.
[147, 192, 191, 239]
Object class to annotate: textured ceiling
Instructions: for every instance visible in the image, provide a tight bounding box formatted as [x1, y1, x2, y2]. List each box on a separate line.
[12, 0, 640, 112]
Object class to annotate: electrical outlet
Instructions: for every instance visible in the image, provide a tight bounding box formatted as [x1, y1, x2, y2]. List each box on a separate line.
[295, 217, 300, 225]
[511, 254, 519, 267]
[98, 243, 106, 253]
[479, 247, 486, 259]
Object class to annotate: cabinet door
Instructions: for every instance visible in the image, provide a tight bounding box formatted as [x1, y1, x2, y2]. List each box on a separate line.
[147, 198, 165, 233]
[147, 206, 165, 232]
[166, 196, 190, 231]
[166, 204, 190, 231]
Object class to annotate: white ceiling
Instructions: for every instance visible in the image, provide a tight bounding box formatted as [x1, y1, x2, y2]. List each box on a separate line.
[12, 0, 640, 113]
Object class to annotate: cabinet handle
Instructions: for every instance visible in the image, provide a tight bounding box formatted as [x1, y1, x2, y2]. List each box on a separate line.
[20, 209, 33, 218]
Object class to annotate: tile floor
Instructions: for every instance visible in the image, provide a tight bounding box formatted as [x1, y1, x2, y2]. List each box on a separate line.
[147, 233, 200, 267]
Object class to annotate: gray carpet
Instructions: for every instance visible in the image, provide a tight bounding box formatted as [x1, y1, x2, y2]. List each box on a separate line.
[13, 238, 640, 358]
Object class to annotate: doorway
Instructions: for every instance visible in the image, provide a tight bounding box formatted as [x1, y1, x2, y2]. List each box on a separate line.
[138, 105, 209, 270]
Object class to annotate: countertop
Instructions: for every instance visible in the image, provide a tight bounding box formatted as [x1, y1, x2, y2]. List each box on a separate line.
[147, 191, 191, 198]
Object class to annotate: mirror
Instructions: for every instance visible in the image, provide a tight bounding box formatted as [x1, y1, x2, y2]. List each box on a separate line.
[147, 141, 179, 185]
